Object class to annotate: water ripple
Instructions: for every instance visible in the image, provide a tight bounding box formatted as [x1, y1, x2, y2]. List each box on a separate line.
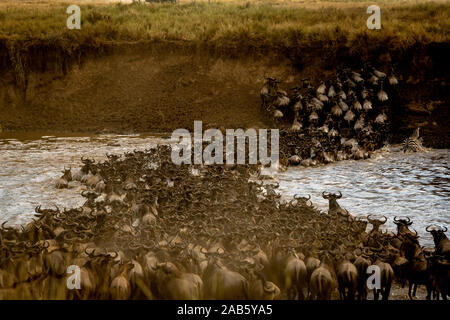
[279, 146, 450, 246]
[0, 135, 448, 246]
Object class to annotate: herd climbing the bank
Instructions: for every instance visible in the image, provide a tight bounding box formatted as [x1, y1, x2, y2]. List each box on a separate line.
[261, 64, 400, 166]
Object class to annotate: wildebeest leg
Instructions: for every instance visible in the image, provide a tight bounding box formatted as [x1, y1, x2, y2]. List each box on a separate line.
[426, 284, 432, 300]
[348, 288, 355, 300]
[383, 283, 391, 300]
[408, 282, 414, 299]
[297, 287, 305, 300]
[412, 283, 418, 298]
[287, 287, 296, 300]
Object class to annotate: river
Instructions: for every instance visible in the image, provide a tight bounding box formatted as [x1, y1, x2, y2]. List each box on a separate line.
[0, 133, 448, 246]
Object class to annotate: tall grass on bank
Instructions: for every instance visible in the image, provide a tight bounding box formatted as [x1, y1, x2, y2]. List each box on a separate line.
[0, 2, 449, 47]
[0, 1, 448, 98]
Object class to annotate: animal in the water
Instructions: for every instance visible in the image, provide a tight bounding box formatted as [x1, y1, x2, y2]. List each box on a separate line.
[55, 167, 72, 189]
[401, 127, 426, 153]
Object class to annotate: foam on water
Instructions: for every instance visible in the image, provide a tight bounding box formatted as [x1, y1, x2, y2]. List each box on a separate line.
[278, 146, 450, 246]
[0, 135, 448, 246]
[0, 134, 170, 226]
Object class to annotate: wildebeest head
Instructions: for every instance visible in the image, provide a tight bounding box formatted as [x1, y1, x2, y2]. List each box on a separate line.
[322, 191, 343, 213]
[367, 215, 387, 234]
[80, 157, 95, 174]
[61, 167, 72, 182]
[322, 191, 342, 200]
[426, 225, 448, 247]
[354, 216, 368, 233]
[294, 194, 313, 207]
[393, 216, 413, 236]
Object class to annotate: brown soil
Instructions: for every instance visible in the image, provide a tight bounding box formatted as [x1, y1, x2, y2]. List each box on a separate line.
[1, 45, 282, 134]
[0, 42, 449, 147]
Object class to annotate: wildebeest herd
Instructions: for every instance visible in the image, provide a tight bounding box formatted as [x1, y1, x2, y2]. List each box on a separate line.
[0, 145, 448, 300]
[261, 65, 399, 166]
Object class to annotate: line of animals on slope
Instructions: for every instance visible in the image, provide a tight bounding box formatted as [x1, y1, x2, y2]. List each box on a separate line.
[1, 146, 447, 300]
[261, 64, 399, 167]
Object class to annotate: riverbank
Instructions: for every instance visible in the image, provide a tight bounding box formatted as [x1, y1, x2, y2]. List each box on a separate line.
[0, 1, 449, 147]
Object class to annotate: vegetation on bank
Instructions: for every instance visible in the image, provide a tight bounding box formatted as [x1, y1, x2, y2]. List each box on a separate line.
[0, 1, 449, 47]
[0, 1, 448, 100]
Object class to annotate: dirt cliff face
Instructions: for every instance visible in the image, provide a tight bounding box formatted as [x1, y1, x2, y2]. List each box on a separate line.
[0, 41, 448, 147]
[0, 44, 280, 133]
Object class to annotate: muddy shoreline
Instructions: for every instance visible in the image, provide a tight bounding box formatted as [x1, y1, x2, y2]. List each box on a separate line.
[0, 41, 449, 148]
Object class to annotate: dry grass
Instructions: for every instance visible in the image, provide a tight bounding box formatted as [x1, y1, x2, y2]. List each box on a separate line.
[0, 0, 448, 48]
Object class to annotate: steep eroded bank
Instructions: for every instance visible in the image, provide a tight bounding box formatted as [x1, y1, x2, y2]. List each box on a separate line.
[0, 41, 449, 147]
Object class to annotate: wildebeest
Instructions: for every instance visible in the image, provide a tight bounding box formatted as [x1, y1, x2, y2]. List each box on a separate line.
[322, 191, 351, 218]
[426, 225, 450, 259]
[55, 168, 72, 189]
[309, 254, 337, 300]
[372, 257, 394, 300]
[336, 257, 358, 300]
[354, 255, 371, 300]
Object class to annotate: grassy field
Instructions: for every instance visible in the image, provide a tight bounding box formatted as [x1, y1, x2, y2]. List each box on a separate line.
[0, 0, 448, 48]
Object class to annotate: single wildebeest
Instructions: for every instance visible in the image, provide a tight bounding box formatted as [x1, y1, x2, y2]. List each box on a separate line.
[427, 255, 450, 300]
[372, 256, 394, 300]
[367, 215, 387, 236]
[401, 231, 429, 300]
[354, 254, 371, 300]
[335, 257, 358, 300]
[426, 225, 450, 259]
[55, 167, 72, 189]
[366, 215, 387, 247]
[322, 191, 351, 218]
[393, 216, 416, 238]
[309, 254, 337, 300]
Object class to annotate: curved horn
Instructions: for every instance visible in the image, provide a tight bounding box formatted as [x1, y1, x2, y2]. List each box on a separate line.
[1, 221, 14, 231]
[336, 191, 342, 199]
[380, 216, 387, 224]
[426, 225, 434, 232]
[442, 226, 448, 232]
[42, 241, 50, 249]
[85, 248, 96, 257]
[108, 251, 118, 259]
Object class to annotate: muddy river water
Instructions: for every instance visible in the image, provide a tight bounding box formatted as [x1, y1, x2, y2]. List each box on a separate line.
[0, 133, 448, 246]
